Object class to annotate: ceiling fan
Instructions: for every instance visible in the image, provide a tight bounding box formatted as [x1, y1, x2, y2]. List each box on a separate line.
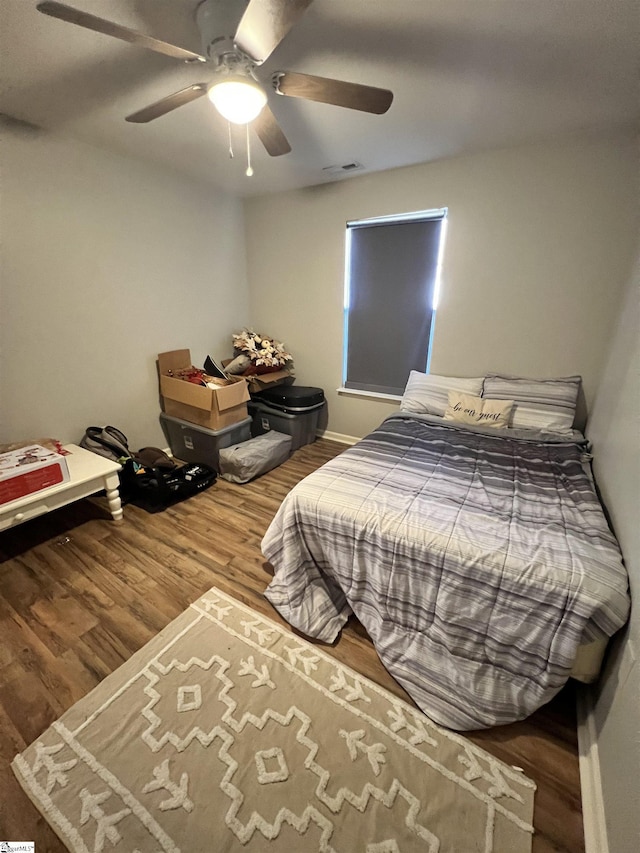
[36, 0, 394, 161]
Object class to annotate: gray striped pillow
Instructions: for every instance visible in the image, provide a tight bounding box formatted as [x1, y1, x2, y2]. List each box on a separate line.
[482, 374, 581, 433]
[400, 371, 484, 417]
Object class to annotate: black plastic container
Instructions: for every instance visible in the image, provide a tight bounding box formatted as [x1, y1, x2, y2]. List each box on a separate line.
[251, 385, 325, 414]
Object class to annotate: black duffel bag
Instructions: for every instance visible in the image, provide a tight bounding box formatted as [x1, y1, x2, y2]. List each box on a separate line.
[119, 459, 217, 513]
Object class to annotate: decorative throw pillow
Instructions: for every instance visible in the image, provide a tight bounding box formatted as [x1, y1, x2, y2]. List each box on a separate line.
[400, 372, 484, 417]
[444, 392, 513, 428]
[482, 374, 581, 433]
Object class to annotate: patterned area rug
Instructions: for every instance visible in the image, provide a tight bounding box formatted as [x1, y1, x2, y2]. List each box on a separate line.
[12, 587, 535, 852]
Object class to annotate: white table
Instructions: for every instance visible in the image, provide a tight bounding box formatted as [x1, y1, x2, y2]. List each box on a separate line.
[0, 444, 123, 532]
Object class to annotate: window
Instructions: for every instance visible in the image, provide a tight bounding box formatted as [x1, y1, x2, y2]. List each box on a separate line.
[342, 208, 447, 397]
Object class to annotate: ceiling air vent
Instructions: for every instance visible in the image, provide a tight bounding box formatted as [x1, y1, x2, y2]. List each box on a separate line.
[322, 161, 365, 176]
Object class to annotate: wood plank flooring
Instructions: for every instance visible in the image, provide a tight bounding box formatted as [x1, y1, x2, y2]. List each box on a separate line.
[0, 438, 584, 851]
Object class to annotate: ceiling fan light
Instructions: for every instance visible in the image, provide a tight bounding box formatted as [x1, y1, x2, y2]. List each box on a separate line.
[207, 77, 267, 125]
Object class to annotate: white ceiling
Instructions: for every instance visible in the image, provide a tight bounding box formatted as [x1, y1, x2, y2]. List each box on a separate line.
[1, 0, 638, 197]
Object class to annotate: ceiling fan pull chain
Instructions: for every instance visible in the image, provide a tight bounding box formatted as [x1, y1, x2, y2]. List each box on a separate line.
[228, 122, 234, 159]
[246, 123, 254, 177]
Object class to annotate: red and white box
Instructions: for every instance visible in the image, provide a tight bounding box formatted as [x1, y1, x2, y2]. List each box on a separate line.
[0, 443, 70, 505]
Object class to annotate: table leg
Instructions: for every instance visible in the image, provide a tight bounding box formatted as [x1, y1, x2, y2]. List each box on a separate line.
[104, 472, 124, 522]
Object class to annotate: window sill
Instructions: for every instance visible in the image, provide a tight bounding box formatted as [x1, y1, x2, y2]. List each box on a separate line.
[337, 387, 402, 404]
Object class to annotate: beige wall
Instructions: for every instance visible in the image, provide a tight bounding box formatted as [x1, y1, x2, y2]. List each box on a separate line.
[244, 132, 638, 439]
[587, 256, 639, 853]
[0, 130, 249, 450]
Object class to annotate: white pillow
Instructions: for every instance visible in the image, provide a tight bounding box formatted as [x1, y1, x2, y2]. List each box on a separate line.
[400, 371, 485, 417]
[444, 392, 513, 428]
[482, 374, 581, 433]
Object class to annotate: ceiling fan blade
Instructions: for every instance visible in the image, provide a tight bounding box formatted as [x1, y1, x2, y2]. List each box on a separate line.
[274, 71, 393, 114]
[125, 85, 208, 123]
[36, 1, 206, 63]
[253, 105, 291, 156]
[235, 0, 314, 64]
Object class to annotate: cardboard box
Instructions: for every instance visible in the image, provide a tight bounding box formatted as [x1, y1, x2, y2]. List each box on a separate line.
[245, 369, 295, 394]
[221, 359, 295, 394]
[158, 349, 250, 430]
[0, 444, 70, 505]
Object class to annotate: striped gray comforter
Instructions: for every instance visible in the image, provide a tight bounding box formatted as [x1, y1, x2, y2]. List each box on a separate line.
[262, 413, 630, 730]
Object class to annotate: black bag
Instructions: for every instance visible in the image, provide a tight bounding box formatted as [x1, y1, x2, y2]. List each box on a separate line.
[119, 459, 217, 513]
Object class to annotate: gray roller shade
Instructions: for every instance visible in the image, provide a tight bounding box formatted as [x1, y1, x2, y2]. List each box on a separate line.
[344, 212, 445, 395]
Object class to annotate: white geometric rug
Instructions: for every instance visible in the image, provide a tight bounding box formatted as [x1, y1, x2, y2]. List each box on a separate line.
[12, 587, 535, 852]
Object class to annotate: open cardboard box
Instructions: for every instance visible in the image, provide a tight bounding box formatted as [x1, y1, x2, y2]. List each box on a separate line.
[245, 370, 295, 394]
[221, 359, 295, 394]
[158, 349, 250, 431]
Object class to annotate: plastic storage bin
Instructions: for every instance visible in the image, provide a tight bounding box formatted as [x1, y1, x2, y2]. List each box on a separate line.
[247, 400, 324, 451]
[160, 412, 251, 471]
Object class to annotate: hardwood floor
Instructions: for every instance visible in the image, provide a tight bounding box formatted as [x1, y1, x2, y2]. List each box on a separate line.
[0, 438, 584, 851]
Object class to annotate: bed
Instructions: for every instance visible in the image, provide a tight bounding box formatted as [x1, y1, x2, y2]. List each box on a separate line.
[262, 373, 631, 730]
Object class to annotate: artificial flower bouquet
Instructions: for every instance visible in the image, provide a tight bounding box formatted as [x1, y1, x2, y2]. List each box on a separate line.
[227, 329, 294, 376]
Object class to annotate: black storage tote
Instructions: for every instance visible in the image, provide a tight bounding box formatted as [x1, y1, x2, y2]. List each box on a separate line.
[250, 385, 325, 414]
